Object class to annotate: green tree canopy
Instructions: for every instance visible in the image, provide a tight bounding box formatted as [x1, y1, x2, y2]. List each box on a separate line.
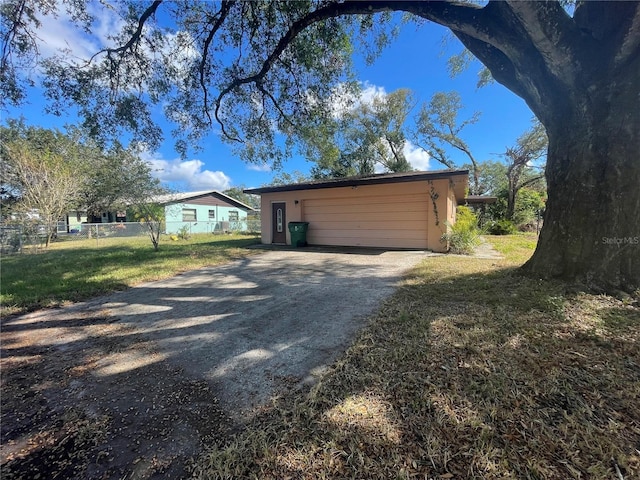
[1, 120, 86, 236]
[500, 119, 547, 221]
[302, 88, 415, 179]
[2, 1, 638, 290]
[223, 186, 260, 210]
[1, 136, 80, 246]
[1, 120, 167, 248]
[414, 90, 482, 193]
[469, 160, 507, 197]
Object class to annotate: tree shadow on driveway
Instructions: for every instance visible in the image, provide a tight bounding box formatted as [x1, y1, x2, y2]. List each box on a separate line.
[0, 248, 429, 479]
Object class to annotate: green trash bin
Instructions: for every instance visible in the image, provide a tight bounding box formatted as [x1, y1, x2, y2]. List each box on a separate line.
[288, 222, 309, 247]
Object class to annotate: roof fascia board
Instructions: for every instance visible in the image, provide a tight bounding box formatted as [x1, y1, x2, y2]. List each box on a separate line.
[161, 191, 254, 211]
[244, 170, 469, 195]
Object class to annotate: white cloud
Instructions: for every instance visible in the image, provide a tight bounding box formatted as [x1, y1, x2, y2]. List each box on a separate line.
[35, 4, 123, 62]
[403, 141, 430, 171]
[34, 4, 197, 77]
[247, 163, 272, 172]
[328, 81, 387, 118]
[36, 13, 98, 61]
[142, 151, 231, 191]
[359, 83, 387, 106]
[374, 163, 386, 174]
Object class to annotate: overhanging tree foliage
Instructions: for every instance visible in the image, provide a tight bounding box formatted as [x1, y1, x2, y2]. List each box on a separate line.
[2, 1, 638, 291]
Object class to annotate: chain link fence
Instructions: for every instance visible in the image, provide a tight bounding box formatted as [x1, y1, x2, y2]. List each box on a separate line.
[0, 225, 23, 255]
[0, 218, 261, 254]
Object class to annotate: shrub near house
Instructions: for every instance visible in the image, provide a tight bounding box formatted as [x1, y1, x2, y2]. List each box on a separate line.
[442, 206, 480, 254]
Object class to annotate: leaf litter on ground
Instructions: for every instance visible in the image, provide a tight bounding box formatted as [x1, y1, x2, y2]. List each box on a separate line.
[193, 234, 640, 480]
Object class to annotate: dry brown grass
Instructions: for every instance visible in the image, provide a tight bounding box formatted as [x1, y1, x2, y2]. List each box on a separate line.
[192, 234, 640, 479]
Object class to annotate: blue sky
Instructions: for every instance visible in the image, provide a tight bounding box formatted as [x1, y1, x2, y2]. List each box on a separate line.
[3, 8, 534, 192]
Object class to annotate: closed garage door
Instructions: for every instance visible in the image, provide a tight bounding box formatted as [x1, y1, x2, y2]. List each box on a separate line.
[303, 191, 429, 248]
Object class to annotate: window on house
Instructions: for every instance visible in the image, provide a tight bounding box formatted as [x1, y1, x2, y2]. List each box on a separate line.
[182, 208, 197, 222]
[228, 210, 239, 222]
[208, 210, 215, 220]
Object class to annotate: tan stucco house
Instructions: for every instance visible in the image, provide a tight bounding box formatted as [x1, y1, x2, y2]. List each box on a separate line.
[244, 169, 469, 252]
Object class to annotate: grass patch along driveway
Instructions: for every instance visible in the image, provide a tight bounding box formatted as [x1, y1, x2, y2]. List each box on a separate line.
[194, 234, 640, 479]
[0, 233, 260, 317]
[1, 245, 430, 479]
[1, 233, 638, 479]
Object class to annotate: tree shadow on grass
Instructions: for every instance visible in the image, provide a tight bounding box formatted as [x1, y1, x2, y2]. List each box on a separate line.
[200, 264, 640, 479]
[1, 248, 415, 479]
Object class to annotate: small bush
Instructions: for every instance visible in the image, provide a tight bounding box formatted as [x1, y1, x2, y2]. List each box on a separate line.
[177, 225, 191, 240]
[442, 206, 480, 254]
[486, 219, 517, 235]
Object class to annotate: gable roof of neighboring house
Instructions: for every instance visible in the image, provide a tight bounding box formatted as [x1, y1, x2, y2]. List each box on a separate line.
[152, 191, 255, 211]
[244, 169, 469, 201]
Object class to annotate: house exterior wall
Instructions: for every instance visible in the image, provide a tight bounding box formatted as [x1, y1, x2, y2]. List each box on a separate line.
[164, 202, 249, 234]
[259, 178, 456, 251]
[62, 210, 123, 232]
[66, 210, 89, 231]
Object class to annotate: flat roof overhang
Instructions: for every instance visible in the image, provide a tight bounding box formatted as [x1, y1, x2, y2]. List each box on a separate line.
[245, 169, 470, 201]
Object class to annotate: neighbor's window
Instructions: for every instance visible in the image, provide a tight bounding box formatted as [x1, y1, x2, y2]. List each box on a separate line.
[228, 210, 239, 221]
[208, 209, 215, 220]
[182, 208, 197, 222]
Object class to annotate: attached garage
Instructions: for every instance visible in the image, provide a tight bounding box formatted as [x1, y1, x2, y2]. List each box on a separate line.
[245, 169, 469, 252]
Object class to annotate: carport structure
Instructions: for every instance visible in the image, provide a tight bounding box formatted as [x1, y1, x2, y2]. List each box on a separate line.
[245, 169, 469, 252]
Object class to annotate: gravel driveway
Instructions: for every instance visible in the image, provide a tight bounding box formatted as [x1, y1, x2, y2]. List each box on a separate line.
[1, 247, 431, 478]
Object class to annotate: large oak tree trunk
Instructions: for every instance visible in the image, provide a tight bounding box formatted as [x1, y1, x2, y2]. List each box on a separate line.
[523, 76, 640, 292]
[436, 1, 640, 292]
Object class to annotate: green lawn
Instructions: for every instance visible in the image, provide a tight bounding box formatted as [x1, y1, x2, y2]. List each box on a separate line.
[0, 233, 260, 316]
[3, 233, 638, 478]
[193, 233, 640, 480]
